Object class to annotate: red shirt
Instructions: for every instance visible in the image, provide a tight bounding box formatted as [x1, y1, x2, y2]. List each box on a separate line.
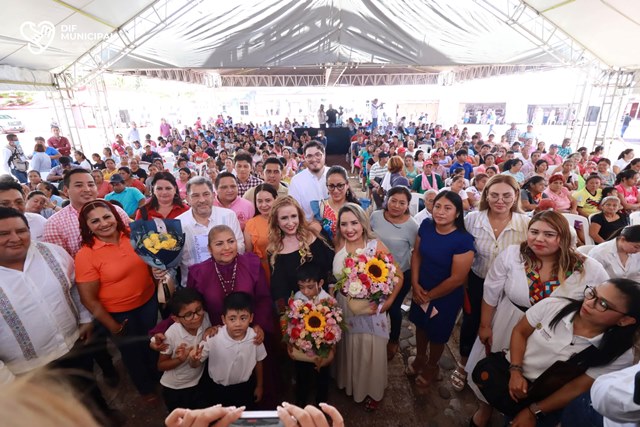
[47, 136, 71, 156]
[134, 203, 188, 220]
[96, 181, 112, 198]
[111, 142, 126, 156]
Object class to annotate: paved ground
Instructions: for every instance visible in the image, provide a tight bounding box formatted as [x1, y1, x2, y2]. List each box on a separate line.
[99, 296, 506, 427]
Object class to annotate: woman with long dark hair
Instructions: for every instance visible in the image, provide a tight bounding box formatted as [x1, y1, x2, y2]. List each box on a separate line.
[504, 279, 640, 426]
[520, 176, 548, 212]
[407, 191, 475, 388]
[244, 183, 278, 282]
[590, 225, 640, 281]
[310, 166, 360, 243]
[135, 172, 188, 220]
[466, 211, 609, 427]
[615, 169, 640, 212]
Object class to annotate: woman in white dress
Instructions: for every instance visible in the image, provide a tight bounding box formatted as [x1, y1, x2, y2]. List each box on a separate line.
[332, 203, 403, 411]
[467, 210, 609, 427]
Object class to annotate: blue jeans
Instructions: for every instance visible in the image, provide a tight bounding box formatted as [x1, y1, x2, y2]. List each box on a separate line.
[110, 295, 160, 395]
[11, 169, 27, 183]
[561, 392, 603, 427]
[371, 118, 378, 133]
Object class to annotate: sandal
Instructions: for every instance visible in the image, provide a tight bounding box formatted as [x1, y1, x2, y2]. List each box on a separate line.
[450, 363, 467, 392]
[387, 341, 399, 361]
[415, 364, 440, 388]
[405, 356, 426, 376]
[363, 396, 380, 412]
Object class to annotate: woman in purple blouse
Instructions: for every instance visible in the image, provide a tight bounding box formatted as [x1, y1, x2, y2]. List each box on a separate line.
[186, 225, 274, 335]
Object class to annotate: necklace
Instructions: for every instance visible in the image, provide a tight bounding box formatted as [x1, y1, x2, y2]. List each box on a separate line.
[214, 258, 238, 295]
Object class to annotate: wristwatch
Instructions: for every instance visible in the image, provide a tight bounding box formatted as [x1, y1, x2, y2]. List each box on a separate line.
[528, 402, 544, 419]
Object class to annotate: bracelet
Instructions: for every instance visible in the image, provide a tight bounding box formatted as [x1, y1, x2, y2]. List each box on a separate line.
[508, 364, 524, 373]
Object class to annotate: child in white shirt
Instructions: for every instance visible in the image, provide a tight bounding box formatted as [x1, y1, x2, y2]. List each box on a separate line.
[158, 288, 212, 411]
[189, 292, 266, 409]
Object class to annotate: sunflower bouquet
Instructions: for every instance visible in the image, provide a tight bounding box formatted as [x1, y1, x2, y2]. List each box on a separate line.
[334, 249, 399, 315]
[281, 296, 345, 365]
[130, 218, 185, 304]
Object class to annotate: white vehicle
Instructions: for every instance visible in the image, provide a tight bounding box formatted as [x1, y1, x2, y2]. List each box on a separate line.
[0, 114, 25, 133]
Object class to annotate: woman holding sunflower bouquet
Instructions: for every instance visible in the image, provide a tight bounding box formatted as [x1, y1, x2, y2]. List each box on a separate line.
[332, 203, 403, 411]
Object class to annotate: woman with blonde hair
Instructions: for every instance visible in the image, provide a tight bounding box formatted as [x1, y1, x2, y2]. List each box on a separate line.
[466, 210, 609, 427]
[267, 196, 334, 312]
[451, 175, 530, 392]
[333, 203, 403, 411]
[0, 371, 102, 427]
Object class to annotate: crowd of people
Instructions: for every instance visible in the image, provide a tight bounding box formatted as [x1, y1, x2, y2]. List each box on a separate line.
[0, 115, 639, 427]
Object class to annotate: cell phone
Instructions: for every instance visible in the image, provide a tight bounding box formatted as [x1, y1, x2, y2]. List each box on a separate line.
[634, 370, 640, 405]
[231, 411, 283, 426]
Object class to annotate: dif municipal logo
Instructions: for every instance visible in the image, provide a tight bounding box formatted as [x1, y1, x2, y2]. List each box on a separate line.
[20, 21, 112, 55]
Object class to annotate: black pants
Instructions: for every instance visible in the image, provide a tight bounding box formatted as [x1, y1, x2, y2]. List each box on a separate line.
[162, 374, 212, 412]
[389, 269, 412, 342]
[208, 377, 255, 408]
[459, 270, 485, 358]
[294, 361, 330, 407]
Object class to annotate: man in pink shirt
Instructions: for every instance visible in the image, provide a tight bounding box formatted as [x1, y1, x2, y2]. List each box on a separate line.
[47, 126, 72, 156]
[541, 143, 563, 167]
[212, 172, 255, 230]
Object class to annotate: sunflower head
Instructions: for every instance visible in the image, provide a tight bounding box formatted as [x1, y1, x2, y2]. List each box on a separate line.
[304, 310, 326, 332]
[365, 258, 389, 283]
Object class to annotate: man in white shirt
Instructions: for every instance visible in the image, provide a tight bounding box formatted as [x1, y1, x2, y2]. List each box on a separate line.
[0, 181, 46, 241]
[370, 98, 384, 133]
[591, 363, 640, 427]
[414, 189, 437, 225]
[0, 207, 120, 422]
[288, 141, 329, 220]
[176, 176, 245, 287]
[127, 121, 140, 144]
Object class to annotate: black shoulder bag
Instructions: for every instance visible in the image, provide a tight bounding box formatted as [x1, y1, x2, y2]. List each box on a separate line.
[472, 345, 600, 417]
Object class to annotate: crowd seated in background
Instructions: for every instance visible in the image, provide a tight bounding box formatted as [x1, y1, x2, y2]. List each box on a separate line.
[1, 114, 639, 426]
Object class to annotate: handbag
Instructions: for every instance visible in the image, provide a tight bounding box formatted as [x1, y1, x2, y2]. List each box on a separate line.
[472, 345, 600, 417]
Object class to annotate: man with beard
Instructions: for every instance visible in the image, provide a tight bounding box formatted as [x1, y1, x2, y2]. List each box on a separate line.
[288, 141, 329, 220]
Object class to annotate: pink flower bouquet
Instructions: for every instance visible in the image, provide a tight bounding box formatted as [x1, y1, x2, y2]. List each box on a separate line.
[281, 296, 345, 365]
[335, 249, 399, 315]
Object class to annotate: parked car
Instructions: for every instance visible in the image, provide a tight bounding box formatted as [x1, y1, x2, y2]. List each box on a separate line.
[0, 114, 25, 133]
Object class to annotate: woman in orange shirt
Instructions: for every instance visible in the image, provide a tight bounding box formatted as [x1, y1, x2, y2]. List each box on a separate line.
[75, 199, 162, 401]
[243, 183, 278, 284]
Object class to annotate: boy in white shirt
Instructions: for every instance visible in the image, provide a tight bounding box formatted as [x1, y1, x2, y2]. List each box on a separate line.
[189, 292, 266, 408]
[289, 263, 334, 406]
[158, 288, 212, 411]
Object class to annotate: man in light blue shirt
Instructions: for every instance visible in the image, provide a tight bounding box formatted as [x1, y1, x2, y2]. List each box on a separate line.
[105, 174, 145, 218]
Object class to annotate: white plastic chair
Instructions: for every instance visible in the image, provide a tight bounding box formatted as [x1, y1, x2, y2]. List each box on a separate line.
[588, 212, 598, 224]
[562, 213, 595, 245]
[409, 192, 422, 216]
[577, 244, 596, 256]
[630, 211, 640, 226]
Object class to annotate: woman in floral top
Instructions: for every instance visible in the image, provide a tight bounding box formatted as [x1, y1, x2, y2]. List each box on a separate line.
[464, 211, 608, 427]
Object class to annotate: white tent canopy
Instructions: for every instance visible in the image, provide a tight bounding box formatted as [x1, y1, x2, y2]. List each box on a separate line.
[0, 0, 638, 89]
